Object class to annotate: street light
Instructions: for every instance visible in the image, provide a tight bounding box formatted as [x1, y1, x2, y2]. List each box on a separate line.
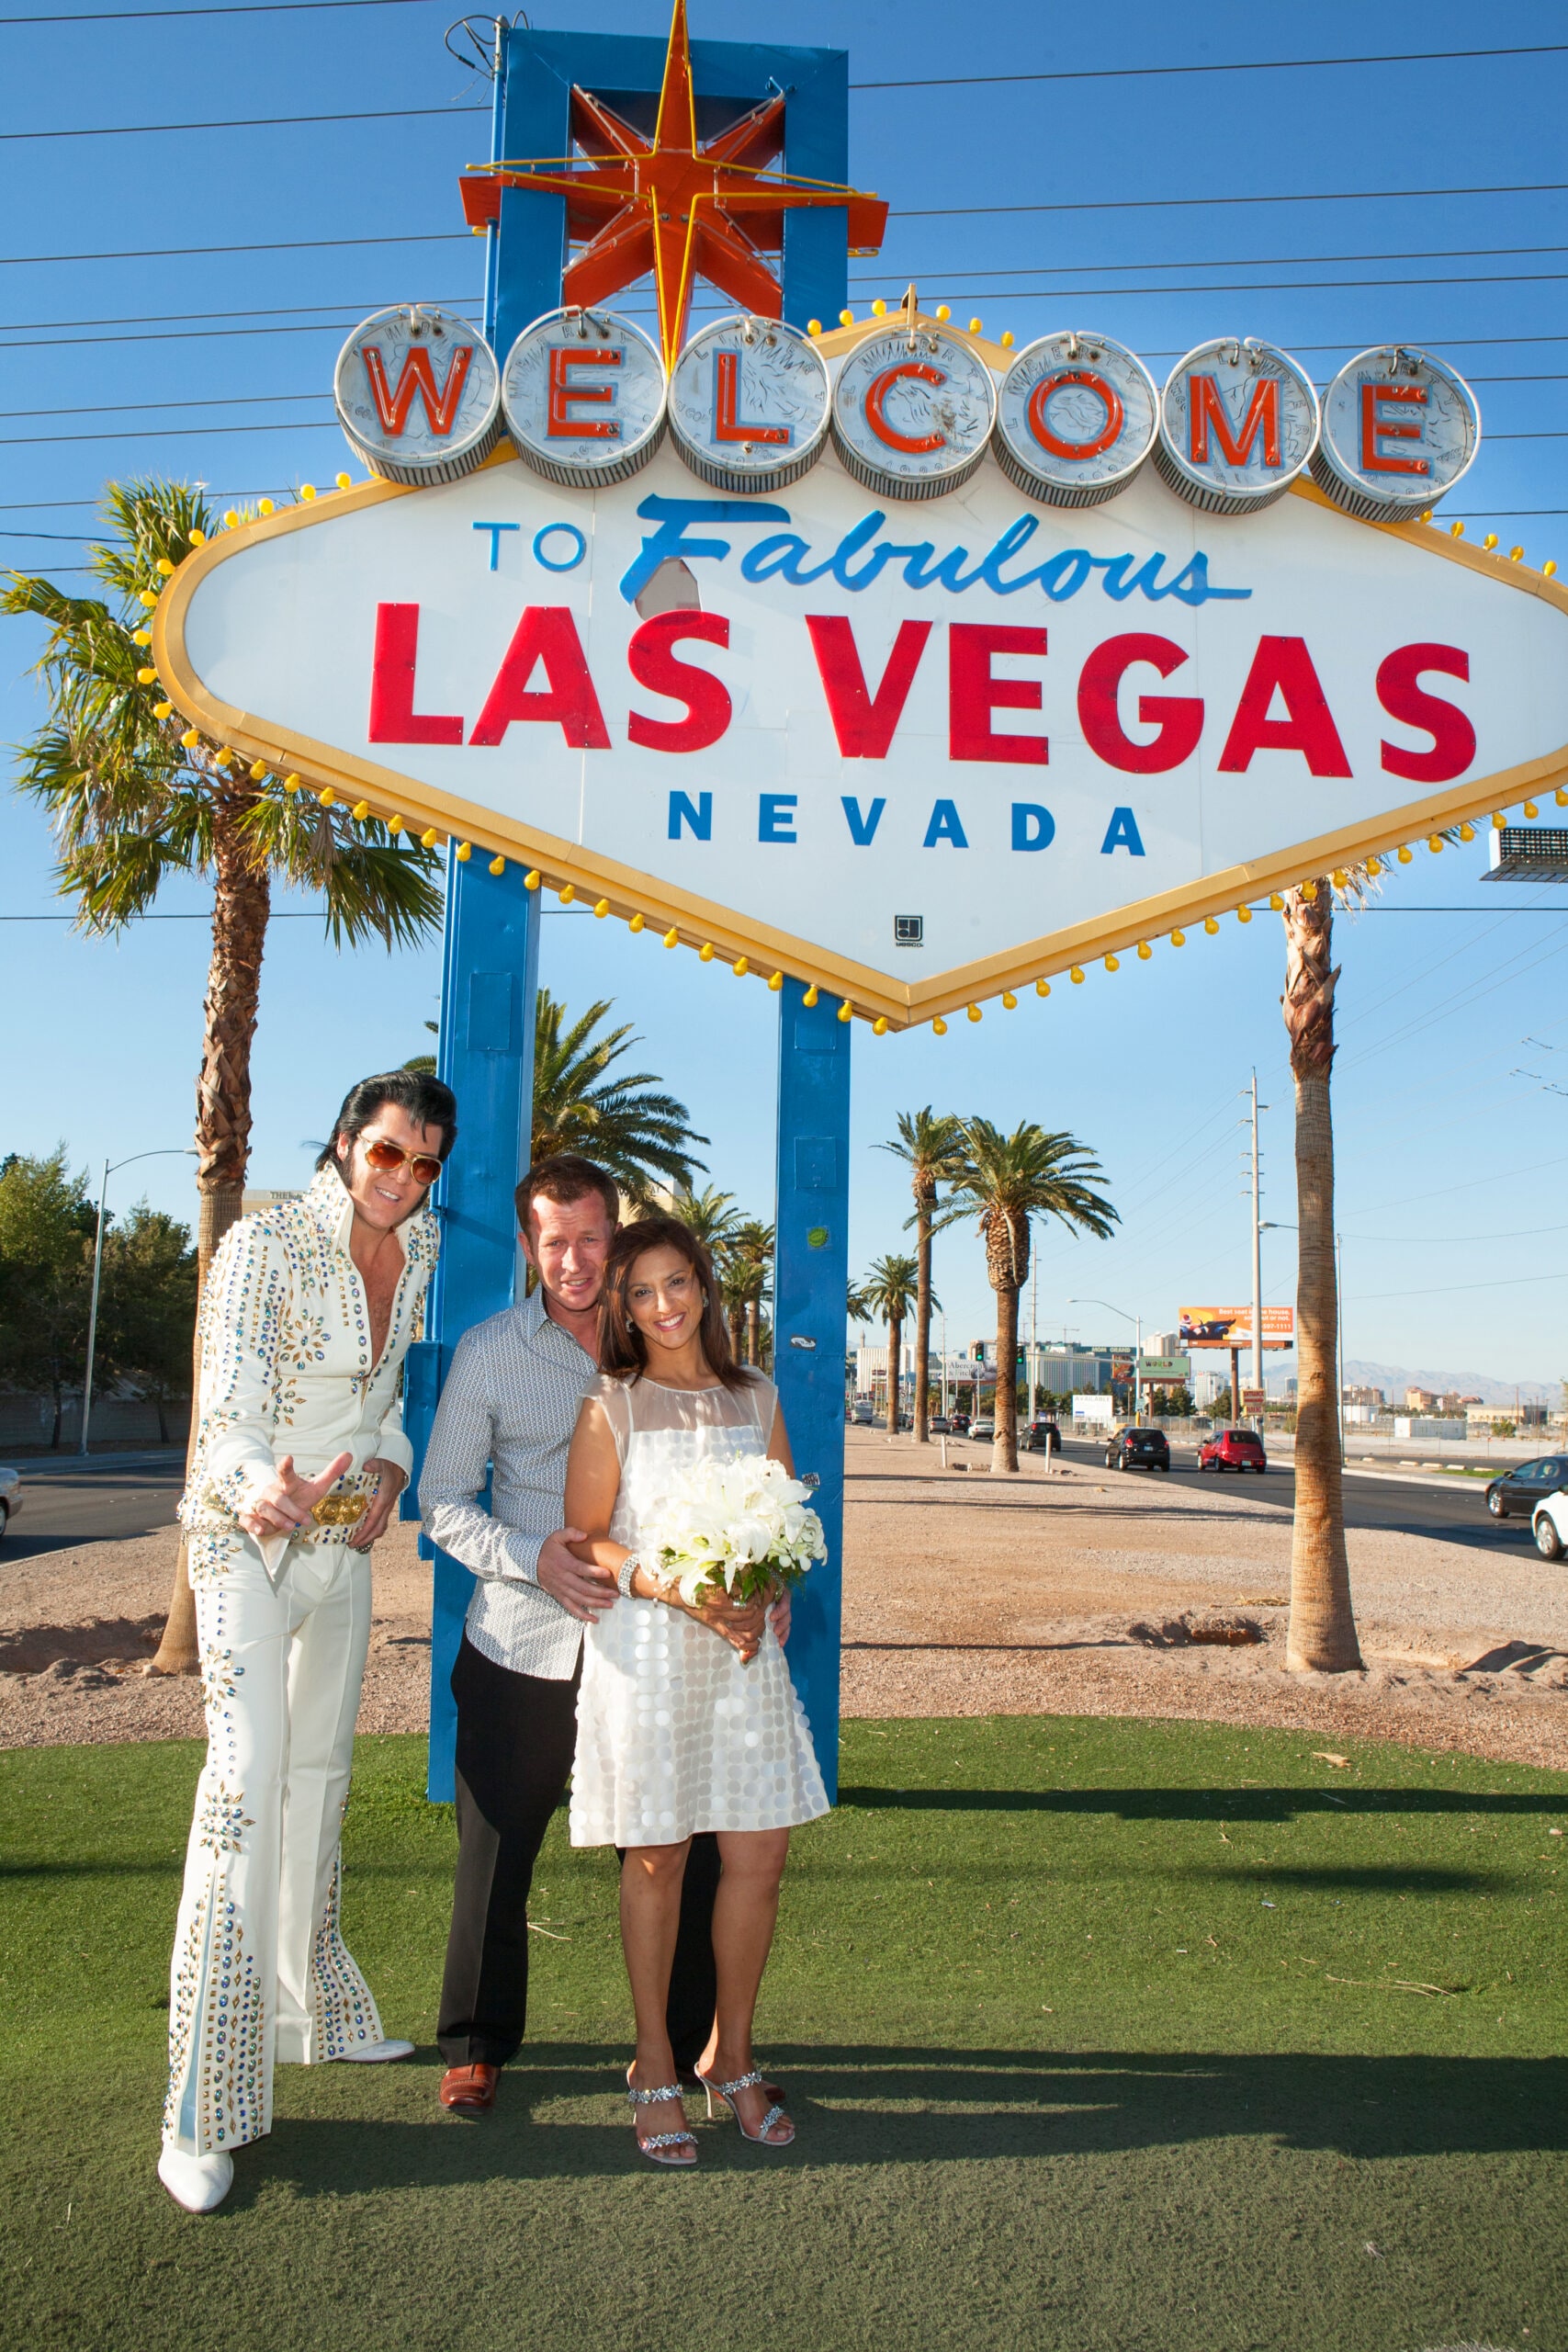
[81, 1148, 198, 1456]
[1068, 1297, 1143, 1421]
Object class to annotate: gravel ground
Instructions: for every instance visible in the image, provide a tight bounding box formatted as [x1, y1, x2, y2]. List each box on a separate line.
[3, 1430, 1565, 1765]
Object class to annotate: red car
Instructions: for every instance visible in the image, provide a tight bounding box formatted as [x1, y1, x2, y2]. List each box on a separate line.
[1199, 1426, 1268, 1475]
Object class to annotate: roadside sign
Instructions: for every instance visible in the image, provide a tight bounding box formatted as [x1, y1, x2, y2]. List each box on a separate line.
[1179, 1306, 1294, 1349]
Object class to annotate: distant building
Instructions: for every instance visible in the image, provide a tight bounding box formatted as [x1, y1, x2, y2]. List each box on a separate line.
[1404, 1385, 1438, 1412]
[242, 1188, 303, 1215]
[1344, 1385, 1385, 1409]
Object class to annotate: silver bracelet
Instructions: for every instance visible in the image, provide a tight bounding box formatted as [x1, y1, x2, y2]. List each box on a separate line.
[616, 1554, 640, 1598]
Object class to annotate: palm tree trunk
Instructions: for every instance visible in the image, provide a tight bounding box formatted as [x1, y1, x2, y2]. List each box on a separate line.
[886, 1310, 903, 1435]
[912, 1191, 933, 1442]
[150, 825, 269, 1678]
[991, 1284, 1021, 1472]
[728, 1298, 746, 1363]
[1281, 884, 1362, 1673]
[746, 1295, 761, 1368]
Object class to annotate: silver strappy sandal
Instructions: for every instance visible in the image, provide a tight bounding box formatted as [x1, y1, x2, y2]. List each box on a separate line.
[697, 2066, 795, 2147]
[625, 2074, 698, 2166]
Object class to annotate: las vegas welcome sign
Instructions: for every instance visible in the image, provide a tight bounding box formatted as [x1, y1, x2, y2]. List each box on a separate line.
[153, 300, 1568, 1029]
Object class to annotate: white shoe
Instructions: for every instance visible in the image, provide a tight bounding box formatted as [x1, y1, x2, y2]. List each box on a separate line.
[335, 2037, 414, 2064]
[158, 2145, 233, 2212]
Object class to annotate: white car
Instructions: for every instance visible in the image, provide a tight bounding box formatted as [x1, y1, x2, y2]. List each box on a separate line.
[0, 1465, 20, 1539]
[1531, 1489, 1568, 1559]
[969, 1417, 996, 1442]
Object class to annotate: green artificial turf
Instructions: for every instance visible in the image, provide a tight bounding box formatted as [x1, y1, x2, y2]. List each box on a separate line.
[3, 1715, 1567, 2351]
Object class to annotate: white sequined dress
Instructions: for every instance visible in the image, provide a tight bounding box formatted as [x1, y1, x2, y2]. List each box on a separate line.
[569, 1373, 829, 1847]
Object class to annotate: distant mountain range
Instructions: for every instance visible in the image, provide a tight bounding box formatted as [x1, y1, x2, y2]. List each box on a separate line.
[1261, 1355, 1560, 1408]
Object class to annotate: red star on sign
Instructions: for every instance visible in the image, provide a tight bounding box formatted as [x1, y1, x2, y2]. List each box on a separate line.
[459, 0, 888, 366]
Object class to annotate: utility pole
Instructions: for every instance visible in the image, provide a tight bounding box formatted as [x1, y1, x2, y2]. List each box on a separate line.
[940, 1309, 948, 1419]
[1028, 1242, 1038, 1426]
[1239, 1070, 1267, 1421]
[1250, 1070, 1264, 1407]
[80, 1147, 197, 1456]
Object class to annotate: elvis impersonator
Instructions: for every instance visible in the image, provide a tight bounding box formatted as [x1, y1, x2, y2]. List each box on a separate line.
[157, 1069, 455, 2214]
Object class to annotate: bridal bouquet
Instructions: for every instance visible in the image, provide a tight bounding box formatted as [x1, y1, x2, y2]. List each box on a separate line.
[648, 1453, 828, 1610]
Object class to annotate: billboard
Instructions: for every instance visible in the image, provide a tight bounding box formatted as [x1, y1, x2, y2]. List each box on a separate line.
[1141, 1355, 1190, 1380]
[1179, 1306, 1294, 1349]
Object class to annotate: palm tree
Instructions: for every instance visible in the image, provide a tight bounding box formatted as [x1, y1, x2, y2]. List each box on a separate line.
[725, 1218, 774, 1366]
[531, 989, 707, 1201]
[678, 1183, 742, 1255]
[860, 1252, 919, 1435]
[718, 1253, 751, 1363]
[1280, 880, 1363, 1671]
[942, 1122, 1117, 1474]
[4, 478, 444, 1671]
[878, 1108, 963, 1443]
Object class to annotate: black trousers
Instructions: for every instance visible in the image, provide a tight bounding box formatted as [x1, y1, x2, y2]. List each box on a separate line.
[436, 1634, 720, 2070]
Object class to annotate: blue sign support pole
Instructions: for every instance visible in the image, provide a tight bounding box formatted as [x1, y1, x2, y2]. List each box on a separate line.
[408, 21, 852, 1803]
[774, 68, 851, 1802]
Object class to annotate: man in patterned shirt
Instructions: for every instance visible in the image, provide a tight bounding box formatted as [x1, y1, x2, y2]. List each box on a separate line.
[159, 1069, 455, 2214]
[422, 1152, 789, 2116]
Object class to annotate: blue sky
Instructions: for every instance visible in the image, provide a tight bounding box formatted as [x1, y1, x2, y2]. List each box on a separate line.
[3, 0, 1567, 1388]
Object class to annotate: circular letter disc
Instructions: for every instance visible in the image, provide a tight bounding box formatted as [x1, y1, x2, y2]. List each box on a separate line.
[994, 330, 1158, 508]
[1311, 345, 1481, 522]
[334, 306, 502, 486]
[830, 326, 998, 501]
[669, 316, 831, 493]
[1156, 338, 1320, 515]
[501, 307, 667, 488]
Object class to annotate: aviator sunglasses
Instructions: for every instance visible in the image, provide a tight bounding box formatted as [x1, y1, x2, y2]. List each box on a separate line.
[361, 1136, 445, 1186]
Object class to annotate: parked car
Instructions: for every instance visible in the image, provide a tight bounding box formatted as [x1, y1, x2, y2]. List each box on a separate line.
[1485, 1455, 1568, 1520]
[949, 1411, 971, 1433]
[0, 1464, 20, 1538]
[1531, 1489, 1568, 1559]
[1106, 1426, 1170, 1473]
[1199, 1427, 1268, 1475]
[1021, 1418, 1061, 1454]
[969, 1416, 996, 1442]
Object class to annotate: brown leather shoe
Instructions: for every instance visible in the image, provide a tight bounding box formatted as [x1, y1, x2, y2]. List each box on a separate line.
[440, 2062, 499, 2114]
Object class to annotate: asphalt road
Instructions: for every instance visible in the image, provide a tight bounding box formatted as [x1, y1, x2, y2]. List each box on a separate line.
[0, 1439, 1531, 1569]
[0, 1451, 186, 1563]
[1045, 1435, 1523, 1558]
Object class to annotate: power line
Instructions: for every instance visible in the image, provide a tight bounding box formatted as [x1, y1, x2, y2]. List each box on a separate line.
[11, 295, 1568, 353]
[0, 390, 334, 420]
[846, 267, 1568, 299]
[12, 182, 1568, 269]
[865, 241, 1568, 280]
[2, 0, 433, 17]
[0, 229, 468, 267]
[856, 43, 1568, 92]
[8, 41, 1564, 136]
[0, 418, 349, 445]
[894, 183, 1568, 221]
[0, 100, 486, 140]
[0, 293, 477, 334]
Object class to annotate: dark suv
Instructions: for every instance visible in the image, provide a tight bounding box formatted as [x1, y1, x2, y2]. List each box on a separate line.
[1106, 1426, 1170, 1472]
[1485, 1454, 1568, 1519]
[1199, 1427, 1268, 1475]
[1022, 1418, 1061, 1454]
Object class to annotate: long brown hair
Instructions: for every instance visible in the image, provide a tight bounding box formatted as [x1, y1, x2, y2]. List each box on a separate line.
[598, 1215, 752, 1391]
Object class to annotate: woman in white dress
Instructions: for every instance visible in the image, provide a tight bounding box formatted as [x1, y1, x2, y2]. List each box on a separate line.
[564, 1215, 828, 2165]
